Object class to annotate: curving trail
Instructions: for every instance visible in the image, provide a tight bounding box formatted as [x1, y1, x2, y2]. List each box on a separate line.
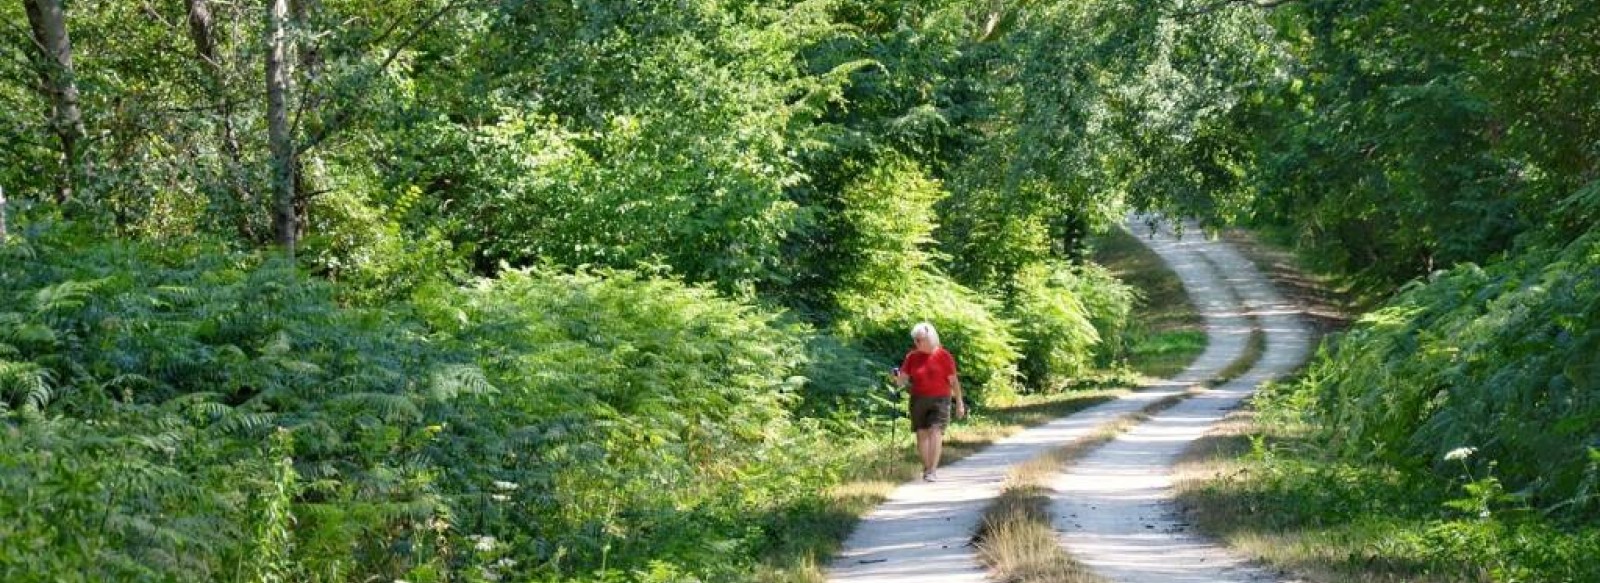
[825, 215, 1285, 582]
[1046, 217, 1312, 582]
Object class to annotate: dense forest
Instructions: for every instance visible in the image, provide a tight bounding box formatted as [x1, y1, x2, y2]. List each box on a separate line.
[1, 0, 1595, 581]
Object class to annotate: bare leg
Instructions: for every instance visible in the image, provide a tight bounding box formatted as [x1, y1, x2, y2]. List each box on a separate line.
[928, 425, 944, 471]
[916, 428, 934, 472]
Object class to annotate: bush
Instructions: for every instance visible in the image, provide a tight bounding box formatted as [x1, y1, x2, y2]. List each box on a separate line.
[833, 271, 1021, 404]
[1003, 261, 1137, 391]
[1299, 230, 1600, 515]
[1061, 261, 1137, 367]
[414, 267, 832, 579]
[813, 154, 1024, 403]
[300, 183, 465, 304]
[419, 105, 797, 294]
[1006, 262, 1099, 391]
[791, 330, 897, 430]
[0, 227, 855, 582]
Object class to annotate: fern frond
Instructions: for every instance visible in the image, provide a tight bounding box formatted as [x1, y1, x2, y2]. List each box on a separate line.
[148, 285, 199, 310]
[0, 316, 57, 346]
[131, 431, 185, 456]
[329, 392, 422, 423]
[33, 278, 109, 313]
[104, 373, 157, 397]
[262, 331, 293, 357]
[215, 412, 278, 435]
[0, 359, 55, 411]
[425, 364, 497, 401]
[272, 358, 323, 376]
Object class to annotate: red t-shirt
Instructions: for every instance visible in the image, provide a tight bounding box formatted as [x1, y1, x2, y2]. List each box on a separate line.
[901, 347, 957, 398]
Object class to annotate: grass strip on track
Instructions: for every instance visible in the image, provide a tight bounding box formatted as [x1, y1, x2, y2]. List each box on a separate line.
[973, 389, 1201, 583]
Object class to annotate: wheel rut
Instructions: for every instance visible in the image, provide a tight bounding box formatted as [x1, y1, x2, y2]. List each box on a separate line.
[1045, 217, 1312, 583]
[825, 215, 1287, 582]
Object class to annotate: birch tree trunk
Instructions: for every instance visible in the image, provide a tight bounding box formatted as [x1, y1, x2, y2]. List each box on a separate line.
[266, 0, 296, 256]
[23, 0, 85, 203]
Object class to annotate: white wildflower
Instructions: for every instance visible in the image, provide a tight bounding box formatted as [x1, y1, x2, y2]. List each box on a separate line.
[491, 494, 510, 502]
[1444, 447, 1477, 461]
[467, 534, 498, 552]
[492, 480, 519, 491]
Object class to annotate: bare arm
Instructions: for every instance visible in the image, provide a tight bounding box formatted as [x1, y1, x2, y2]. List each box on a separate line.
[950, 374, 966, 418]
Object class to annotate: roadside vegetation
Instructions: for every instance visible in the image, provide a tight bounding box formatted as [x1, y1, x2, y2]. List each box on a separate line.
[1091, 227, 1207, 380]
[4, 2, 1150, 580]
[1175, 234, 1600, 583]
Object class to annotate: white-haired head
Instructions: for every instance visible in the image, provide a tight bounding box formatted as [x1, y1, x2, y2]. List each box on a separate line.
[911, 322, 941, 348]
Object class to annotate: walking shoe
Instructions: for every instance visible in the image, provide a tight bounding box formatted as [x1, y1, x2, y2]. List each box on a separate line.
[923, 470, 937, 482]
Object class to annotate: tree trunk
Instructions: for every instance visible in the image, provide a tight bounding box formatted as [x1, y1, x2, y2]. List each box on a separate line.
[186, 0, 256, 241]
[266, 0, 296, 257]
[0, 184, 9, 244]
[24, 0, 85, 204]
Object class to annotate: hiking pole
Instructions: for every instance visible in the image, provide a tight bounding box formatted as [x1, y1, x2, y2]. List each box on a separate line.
[888, 367, 902, 449]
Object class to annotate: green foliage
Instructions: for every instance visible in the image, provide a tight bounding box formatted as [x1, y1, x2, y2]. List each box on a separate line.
[814, 153, 1023, 402]
[792, 331, 897, 428]
[0, 227, 480, 581]
[23, 0, 1600, 579]
[1054, 261, 1137, 368]
[421, 106, 799, 295]
[939, 178, 1057, 293]
[1005, 262, 1100, 391]
[996, 259, 1138, 391]
[0, 224, 915, 581]
[832, 154, 947, 296]
[411, 266, 879, 580]
[301, 183, 466, 304]
[1298, 229, 1600, 514]
[372, 1, 845, 295]
[834, 270, 1021, 404]
[1192, 431, 1600, 583]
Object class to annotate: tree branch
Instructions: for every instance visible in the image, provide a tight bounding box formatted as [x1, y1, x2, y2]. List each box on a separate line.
[295, 0, 478, 157]
[1168, 0, 1301, 19]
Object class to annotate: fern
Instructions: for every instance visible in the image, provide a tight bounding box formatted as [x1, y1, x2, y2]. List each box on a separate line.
[328, 392, 422, 423]
[33, 278, 109, 314]
[427, 363, 497, 401]
[0, 359, 54, 411]
[1301, 230, 1600, 515]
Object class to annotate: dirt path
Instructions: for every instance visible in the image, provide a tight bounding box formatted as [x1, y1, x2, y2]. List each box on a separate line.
[826, 217, 1273, 582]
[1047, 218, 1311, 582]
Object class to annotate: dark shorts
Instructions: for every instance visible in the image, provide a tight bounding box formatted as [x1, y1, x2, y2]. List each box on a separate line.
[909, 396, 952, 430]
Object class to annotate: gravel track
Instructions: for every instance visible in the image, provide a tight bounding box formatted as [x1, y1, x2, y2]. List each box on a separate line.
[825, 216, 1279, 582]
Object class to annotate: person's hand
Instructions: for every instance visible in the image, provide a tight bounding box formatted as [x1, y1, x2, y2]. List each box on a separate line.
[954, 400, 967, 419]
